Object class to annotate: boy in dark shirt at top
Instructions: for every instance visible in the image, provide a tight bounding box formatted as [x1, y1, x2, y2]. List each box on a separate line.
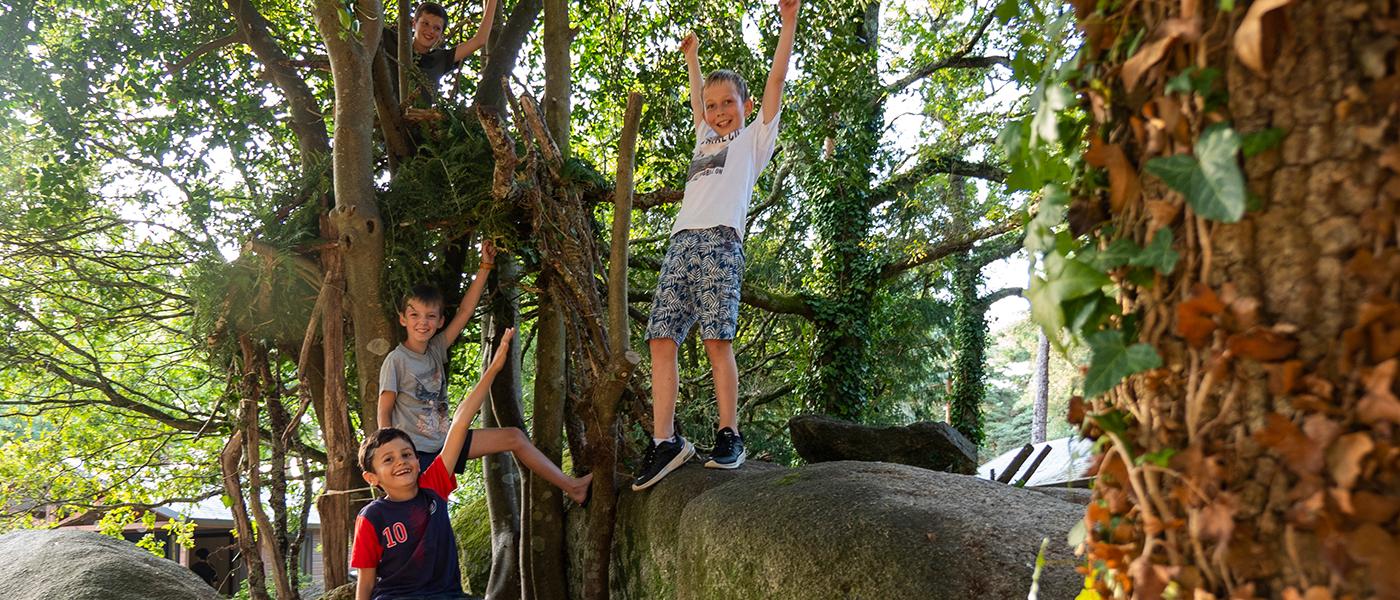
[407, 0, 497, 100]
[352, 329, 592, 600]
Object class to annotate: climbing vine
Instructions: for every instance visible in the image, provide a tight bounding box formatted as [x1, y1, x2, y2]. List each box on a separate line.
[1006, 0, 1400, 597]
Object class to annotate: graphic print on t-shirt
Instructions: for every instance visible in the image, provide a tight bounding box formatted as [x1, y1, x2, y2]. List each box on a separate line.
[413, 377, 450, 437]
[687, 146, 729, 182]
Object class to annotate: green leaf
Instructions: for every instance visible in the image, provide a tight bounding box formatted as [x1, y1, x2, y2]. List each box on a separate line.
[1219, 0, 1236, 10]
[1084, 329, 1162, 397]
[1145, 124, 1246, 222]
[995, 0, 1020, 23]
[1128, 228, 1179, 274]
[1241, 127, 1286, 158]
[1091, 409, 1131, 436]
[1135, 448, 1177, 467]
[1085, 238, 1139, 270]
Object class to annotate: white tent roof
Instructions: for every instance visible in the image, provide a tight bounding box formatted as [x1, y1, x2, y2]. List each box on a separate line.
[978, 436, 1096, 487]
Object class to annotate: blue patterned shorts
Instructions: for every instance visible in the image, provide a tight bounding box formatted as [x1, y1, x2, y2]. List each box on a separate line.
[645, 226, 745, 343]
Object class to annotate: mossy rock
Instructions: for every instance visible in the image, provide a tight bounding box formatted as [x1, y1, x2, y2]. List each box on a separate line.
[451, 492, 492, 596]
[0, 529, 221, 600]
[593, 460, 1083, 599]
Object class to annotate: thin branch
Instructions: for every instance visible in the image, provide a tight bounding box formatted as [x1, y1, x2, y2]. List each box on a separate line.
[977, 287, 1025, 308]
[878, 218, 1021, 281]
[167, 32, 246, 75]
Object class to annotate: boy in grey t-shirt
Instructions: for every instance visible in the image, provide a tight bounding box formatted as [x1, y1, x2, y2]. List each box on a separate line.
[379, 240, 495, 472]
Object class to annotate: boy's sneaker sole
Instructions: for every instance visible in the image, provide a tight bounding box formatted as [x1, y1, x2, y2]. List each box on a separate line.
[631, 439, 695, 491]
[704, 450, 746, 470]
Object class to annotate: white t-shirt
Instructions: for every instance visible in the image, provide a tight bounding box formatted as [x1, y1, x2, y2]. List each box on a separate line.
[671, 109, 782, 240]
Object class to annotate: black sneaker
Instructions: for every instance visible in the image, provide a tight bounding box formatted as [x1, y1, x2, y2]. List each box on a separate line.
[631, 436, 695, 491]
[704, 427, 746, 469]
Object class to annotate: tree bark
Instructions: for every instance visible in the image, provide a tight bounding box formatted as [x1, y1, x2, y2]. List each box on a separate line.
[225, 0, 329, 171]
[475, 0, 542, 110]
[314, 231, 357, 589]
[1070, 1, 1400, 596]
[220, 431, 269, 600]
[309, 0, 397, 437]
[542, 0, 571, 159]
[522, 268, 567, 600]
[237, 336, 296, 600]
[482, 255, 524, 600]
[1031, 332, 1048, 444]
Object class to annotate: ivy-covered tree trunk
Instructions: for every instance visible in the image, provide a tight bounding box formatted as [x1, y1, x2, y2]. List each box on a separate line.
[948, 250, 987, 446]
[804, 1, 881, 420]
[1059, 1, 1400, 596]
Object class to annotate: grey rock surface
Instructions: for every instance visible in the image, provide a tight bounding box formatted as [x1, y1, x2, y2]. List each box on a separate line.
[581, 460, 1084, 600]
[0, 529, 221, 600]
[789, 414, 979, 474]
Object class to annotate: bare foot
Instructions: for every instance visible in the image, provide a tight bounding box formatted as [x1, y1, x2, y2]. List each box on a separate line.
[567, 472, 594, 505]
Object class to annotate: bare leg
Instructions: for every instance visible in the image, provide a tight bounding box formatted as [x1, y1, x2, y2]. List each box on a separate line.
[649, 337, 680, 439]
[468, 428, 592, 503]
[704, 339, 739, 433]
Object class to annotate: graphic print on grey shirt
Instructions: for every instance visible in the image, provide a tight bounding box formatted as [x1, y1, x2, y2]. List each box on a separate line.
[378, 332, 452, 453]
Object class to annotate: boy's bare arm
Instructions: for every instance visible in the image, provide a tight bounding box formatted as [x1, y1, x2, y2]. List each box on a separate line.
[453, 0, 498, 63]
[437, 327, 515, 471]
[356, 567, 375, 600]
[376, 390, 397, 430]
[440, 239, 496, 346]
[761, 0, 800, 125]
[681, 32, 704, 126]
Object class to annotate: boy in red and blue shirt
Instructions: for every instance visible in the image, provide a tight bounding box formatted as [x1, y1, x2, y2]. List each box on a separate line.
[351, 328, 591, 600]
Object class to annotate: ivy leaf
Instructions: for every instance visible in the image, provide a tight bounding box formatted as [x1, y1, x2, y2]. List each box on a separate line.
[995, 0, 1020, 23]
[1145, 124, 1246, 222]
[1084, 329, 1162, 397]
[1085, 238, 1139, 270]
[1241, 127, 1286, 157]
[1128, 227, 1179, 274]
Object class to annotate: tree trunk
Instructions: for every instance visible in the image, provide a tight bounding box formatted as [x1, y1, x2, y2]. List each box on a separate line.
[1069, 1, 1400, 596]
[804, 2, 881, 420]
[220, 431, 269, 600]
[482, 255, 524, 600]
[522, 268, 567, 600]
[1031, 331, 1048, 444]
[309, 0, 397, 437]
[475, 0, 541, 110]
[542, 0, 571, 159]
[314, 230, 356, 590]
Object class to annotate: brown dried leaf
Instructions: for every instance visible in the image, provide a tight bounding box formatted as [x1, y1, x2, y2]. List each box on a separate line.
[1352, 490, 1400, 523]
[1227, 327, 1299, 361]
[1122, 18, 1199, 92]
[1128, 553, 1171, 600]
[1256, 413, 1323, 476]
[1197, 494, 1236, 541]
[1068, 395, 1087, 426]
[1086, 137, 1142, 213]
[1176, 284, 1225, 348]
[1358, 360, 1400, 425]
[1327, 432, 1375, 489]
[1268, 360, 1304, 395]
[1146, 198, 1183, 233]
[1330, 487, 1354, 515]
[1233, 0, 1294, 75]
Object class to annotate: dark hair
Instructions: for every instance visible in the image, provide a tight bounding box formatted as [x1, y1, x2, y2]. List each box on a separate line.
[195, 548, 210, 560]
[413, 2, 449, 28]
[359, 428, 417, 474]
[705, 69, 750, 103]
[399, 283, 444, 314]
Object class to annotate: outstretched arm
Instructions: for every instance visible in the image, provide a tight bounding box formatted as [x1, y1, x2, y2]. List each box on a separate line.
[681, 32, 704, 127]
[356, 567, 375, 600]
[761, 0, 800, 125]
[440, 239, 496, 346]
[437, 327, 515, 471]
[454, 0, 499, 63]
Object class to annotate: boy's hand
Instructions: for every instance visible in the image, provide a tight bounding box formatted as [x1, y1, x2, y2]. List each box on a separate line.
[679, 32, 699, 59]
[486, 328, 515, 374]
[480, 238, 497, 269]
[778, 0, 799, 23]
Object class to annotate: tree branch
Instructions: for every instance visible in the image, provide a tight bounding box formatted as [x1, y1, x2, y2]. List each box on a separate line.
[878, 218, 1021, 281]
[629, 286, 814, 319]
[633, 189, 683, 211]
[880, 10, 1006, 103]
[869, 154, 1007, 210]
[166, 32, 246, 75]
[978, 286, 1025, 309]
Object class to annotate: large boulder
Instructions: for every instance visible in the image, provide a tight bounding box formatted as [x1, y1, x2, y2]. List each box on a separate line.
[0, 529, 221, 600]
[788, 414, 978, 474]
[582, 460, 1084, 599]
